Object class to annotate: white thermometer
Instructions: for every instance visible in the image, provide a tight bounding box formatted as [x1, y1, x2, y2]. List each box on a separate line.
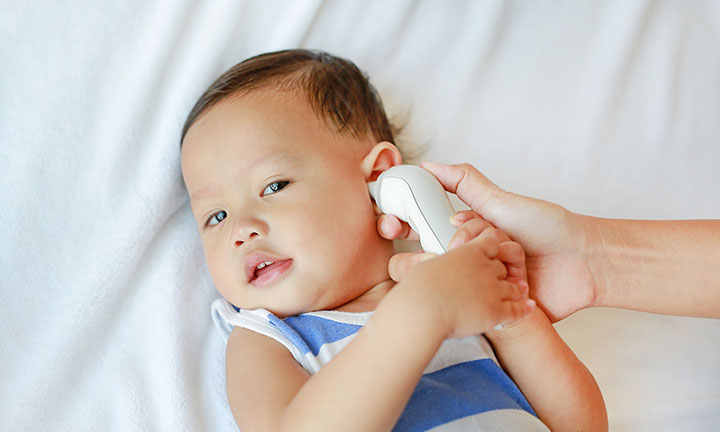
[368, 165, 457, 254]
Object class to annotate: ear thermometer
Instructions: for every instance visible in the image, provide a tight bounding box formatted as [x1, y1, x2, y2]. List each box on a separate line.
[368, 164, 457, 254]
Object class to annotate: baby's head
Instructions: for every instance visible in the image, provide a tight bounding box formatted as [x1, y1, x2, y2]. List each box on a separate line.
[180, 49, 404, 317]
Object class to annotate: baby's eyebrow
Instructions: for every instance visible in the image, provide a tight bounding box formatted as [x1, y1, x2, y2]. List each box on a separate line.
[233, 151, 295, 181]
[189, 186, 218, 203]
[189, 152, 296, 202]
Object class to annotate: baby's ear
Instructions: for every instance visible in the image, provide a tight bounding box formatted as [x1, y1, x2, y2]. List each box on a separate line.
[361, 142, 403, 182]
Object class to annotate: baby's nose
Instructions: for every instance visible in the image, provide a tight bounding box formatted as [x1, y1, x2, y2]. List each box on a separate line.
[234, 232, 259, 248]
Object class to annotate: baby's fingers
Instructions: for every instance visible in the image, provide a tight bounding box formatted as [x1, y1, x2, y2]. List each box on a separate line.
[498, 241, 525, 265]
[499, 278, 529, 301]
[498, 241, 528, 285]
[450, 210, 480, 226]
[498, 291, 536, 327]
[448, 216, 492, 250]
[466, 227, 505, 258]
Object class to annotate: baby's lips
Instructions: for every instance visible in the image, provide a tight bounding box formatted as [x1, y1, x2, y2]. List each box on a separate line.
[243, 250, 291, 282]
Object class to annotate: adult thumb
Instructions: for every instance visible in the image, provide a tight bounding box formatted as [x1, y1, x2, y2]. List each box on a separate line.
[388, 251, 437, 282]
[419, 161, 504, 215]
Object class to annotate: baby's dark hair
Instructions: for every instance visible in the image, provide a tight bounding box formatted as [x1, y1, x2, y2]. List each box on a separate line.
[180, 49, 396, 147]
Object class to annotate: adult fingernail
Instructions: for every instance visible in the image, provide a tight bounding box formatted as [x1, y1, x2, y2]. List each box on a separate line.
[381, 218, 390, 233]
[448, 237, 464, 250]
[420, 253, 437, 262]
[450, 213, 466, 225]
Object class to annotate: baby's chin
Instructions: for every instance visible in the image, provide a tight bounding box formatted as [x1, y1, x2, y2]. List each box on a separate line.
[220, 286, 318, 317]
[224, 297, 300, 318]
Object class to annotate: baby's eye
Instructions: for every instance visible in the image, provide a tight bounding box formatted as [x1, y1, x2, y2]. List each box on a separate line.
[206, 210, 227, 227]
[262, 180, 290, 196]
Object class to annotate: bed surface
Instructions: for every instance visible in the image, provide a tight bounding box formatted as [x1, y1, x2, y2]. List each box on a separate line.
[2, 1, 719, 430]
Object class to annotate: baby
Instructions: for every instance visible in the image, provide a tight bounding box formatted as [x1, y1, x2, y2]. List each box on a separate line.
[180, 49, 607, 431]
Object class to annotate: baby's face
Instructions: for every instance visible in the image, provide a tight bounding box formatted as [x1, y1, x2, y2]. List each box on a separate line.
[181, 89, 396, 316]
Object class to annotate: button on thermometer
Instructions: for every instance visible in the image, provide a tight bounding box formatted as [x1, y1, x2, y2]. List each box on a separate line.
[368, 165, 458, 255]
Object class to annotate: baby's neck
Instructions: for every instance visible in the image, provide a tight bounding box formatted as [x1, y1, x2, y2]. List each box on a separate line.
[333, 279, 395, 313]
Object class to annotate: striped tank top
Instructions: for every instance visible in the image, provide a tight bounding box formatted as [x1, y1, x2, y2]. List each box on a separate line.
[212, 298, 548, 431]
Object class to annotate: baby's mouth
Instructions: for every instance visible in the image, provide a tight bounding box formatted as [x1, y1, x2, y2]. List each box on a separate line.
[250, 259, 293, 287]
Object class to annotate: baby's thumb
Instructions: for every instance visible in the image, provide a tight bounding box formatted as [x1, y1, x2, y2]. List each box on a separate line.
[419, 161, 502, 214]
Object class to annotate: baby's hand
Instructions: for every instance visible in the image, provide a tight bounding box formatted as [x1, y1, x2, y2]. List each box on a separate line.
[400, 224, 535, 339]
[389, 210, 529, 296]
[449, 210, 529, 296]
[449, 210, 533, 330]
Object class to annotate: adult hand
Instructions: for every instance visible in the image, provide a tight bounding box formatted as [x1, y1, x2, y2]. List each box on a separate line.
[379, 162, 597, 322]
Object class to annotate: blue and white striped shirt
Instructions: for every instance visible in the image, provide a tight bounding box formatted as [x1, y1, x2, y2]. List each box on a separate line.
[212, 299, 548, 431]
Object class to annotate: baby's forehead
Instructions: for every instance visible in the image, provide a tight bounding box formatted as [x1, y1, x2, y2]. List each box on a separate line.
[235, 87, 371, 141]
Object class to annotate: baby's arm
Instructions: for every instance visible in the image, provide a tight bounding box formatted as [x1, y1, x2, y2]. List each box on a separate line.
[226, 292, 446, 431]
[447, 211, 607, 430]
[485, 303, 608, 431]
[226, 229, 532, 431]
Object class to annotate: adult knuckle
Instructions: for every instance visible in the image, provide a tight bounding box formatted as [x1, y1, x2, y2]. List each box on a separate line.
[457, 162, 473, 172]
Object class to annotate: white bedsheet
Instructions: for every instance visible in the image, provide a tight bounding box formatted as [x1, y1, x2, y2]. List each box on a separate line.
[2, 1, 719, 430]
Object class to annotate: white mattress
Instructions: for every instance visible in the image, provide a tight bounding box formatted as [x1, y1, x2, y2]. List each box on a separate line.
[2, 1, 719, 430]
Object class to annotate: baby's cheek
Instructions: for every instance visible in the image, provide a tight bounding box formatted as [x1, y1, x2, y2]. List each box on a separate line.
[204, 247, 233, 289]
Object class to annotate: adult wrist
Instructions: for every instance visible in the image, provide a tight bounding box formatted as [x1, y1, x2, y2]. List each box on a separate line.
[578, 214, 610, 308]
